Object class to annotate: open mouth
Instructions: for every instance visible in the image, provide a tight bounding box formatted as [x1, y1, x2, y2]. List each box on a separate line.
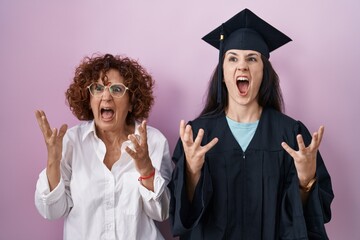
[237, 77, 249, 95]
[101, 107, 114, 120]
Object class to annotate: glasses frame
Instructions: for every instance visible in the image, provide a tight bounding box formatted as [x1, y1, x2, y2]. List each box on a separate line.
[87, 82, 129, 98]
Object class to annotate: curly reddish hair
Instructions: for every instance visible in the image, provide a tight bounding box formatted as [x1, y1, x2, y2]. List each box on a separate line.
[65, 53, 154, 124]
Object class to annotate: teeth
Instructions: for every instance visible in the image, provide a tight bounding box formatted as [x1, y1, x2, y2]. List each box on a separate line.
[237, 77, 248, 81]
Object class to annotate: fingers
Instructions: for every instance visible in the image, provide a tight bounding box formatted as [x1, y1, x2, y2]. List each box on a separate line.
[282, 134, 314, 157]
[125, 135, 140, 161]
[193, 129, 204, 146]
[281, 141, 295, 157]
[310, 125, 325, 150]
[180, 120, 206, 150]
[193, 129, 219, 152]
[35, 110, 51, 138]
[282, 125, 325, 161]
[58, 124, 68, 138]
[137, 120, 148, 146]
[179, 120, 218, 154]
[34, 110, 43, 125]
[203, 137, 219, 152]
[125, 145, 136, 158]
[35, 110, 68, 142]
[315, 125, 324, 145]
[129, 120, 147, 146]
[317, 125, 325, 143]
[296, 134, 306, 151]
[183, 124, 194, 146]
[49, 127, 58, 145]
[126, 120, 149, 158]
[179, 120, 185, 138]
[180, 120, 194, 144]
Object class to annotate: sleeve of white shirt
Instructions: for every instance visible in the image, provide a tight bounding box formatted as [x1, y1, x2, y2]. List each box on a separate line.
[138, 127, 174, 222]
[34, 134, 74, 220]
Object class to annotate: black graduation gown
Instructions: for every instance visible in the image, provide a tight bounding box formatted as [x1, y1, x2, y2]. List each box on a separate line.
[169, 108, 333, 240]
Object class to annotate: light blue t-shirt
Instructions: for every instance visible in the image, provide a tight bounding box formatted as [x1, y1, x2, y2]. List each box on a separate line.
[226, 116, 259, 151]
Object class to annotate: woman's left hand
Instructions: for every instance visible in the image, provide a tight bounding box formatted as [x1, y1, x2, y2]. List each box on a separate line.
[281, 126, 324, 186]
[126, 120, 154, 177]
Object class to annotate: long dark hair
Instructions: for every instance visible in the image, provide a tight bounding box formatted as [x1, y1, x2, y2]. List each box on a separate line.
[199, 55, 284, 117]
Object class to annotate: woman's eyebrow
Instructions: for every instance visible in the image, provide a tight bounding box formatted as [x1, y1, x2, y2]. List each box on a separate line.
[226, 51, 239, 56]
[226, 52, 260, 57]
[246, 53, 260, 57]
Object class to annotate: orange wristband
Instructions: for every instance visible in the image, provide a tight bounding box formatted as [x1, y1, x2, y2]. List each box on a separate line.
[138, 169, 155, 181]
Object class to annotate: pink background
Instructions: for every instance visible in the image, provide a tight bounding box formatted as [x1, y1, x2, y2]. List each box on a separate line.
[1, 0, 359, 239]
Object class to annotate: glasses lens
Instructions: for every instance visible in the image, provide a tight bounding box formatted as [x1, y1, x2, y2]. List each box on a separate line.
[89, 83, 105, 96]
[110, 84, 127, 97]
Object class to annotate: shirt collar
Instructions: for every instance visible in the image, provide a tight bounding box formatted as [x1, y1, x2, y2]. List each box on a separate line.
[82, 120, 96, 141]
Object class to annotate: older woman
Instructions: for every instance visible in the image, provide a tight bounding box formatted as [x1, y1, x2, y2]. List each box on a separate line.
[35, 53, 173, 240]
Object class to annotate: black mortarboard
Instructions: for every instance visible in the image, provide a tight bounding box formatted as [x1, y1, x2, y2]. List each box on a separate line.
[202, 8, 292, 103]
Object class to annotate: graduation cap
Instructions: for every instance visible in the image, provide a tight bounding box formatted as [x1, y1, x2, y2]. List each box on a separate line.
[202, 8, 292, 103]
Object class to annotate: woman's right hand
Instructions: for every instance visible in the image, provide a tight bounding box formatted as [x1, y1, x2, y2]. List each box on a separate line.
[35, 110, 68, 190]
[179, 120, 218, 200]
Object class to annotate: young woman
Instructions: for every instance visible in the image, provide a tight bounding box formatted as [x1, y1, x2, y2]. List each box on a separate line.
[169, 9, 333, 240]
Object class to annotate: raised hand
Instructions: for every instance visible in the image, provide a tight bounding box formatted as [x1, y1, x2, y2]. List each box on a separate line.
[35, 110, 68, 190]
[126, 120, 155, 190]
[179, 120, 218, 200]
[281, 126, 324, 186]
[180, 120, 218, 175]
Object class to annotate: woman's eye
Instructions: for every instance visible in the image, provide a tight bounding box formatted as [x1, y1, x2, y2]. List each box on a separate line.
[94, 84, 104, 91]
[111, 85, 124, 93]
[247, 57, 257, 62]
[228, 57, 237, 62]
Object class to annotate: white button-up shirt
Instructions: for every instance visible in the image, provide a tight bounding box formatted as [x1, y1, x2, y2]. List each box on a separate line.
[35, 121, 173, 240]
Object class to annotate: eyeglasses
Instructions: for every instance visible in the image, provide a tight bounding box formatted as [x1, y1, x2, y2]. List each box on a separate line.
[87, 83, 129, 98]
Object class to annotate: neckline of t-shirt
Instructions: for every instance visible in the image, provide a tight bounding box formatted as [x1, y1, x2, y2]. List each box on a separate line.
[226, 116, 259, 129]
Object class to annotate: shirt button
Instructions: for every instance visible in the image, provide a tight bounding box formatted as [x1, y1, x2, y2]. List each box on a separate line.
[106, 224, 113, 230]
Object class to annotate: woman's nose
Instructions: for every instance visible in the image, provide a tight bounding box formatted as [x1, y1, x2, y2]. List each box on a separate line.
[237, 60, 248, 71]
[101, 86, 112, 100]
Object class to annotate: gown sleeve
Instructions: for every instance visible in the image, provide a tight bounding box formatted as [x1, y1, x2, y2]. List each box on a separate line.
[168, 138, 213, 237]
[280, 121, 334, 239]
[298, 121, 333, 238]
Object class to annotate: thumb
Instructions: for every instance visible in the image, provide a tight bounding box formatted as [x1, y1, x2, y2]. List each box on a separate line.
[58, 124, 68, 138]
